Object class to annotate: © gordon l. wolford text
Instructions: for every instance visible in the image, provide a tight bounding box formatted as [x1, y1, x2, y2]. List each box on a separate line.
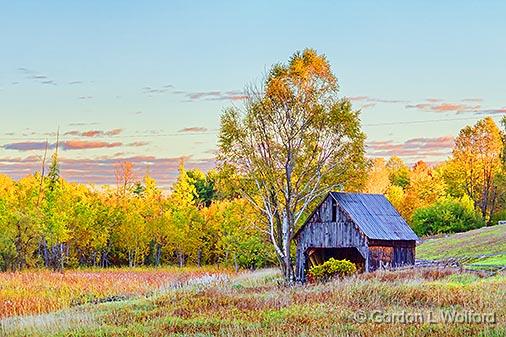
[353, 310, 497, 324]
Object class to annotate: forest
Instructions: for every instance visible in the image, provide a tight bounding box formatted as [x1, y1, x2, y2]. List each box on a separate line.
[0, 50, 505, 274]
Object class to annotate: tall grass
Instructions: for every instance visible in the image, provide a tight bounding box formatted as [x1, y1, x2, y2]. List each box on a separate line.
[1, 267, 505, 336]
[0, 266, 233, 318]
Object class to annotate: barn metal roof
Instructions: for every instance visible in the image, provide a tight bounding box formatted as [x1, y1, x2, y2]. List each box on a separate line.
[330, 192, 419, 241]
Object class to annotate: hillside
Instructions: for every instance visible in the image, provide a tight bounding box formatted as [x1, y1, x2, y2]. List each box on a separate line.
[417, 225, 506, 269]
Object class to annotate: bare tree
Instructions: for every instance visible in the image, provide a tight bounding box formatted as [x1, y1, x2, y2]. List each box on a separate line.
[114, 161, 135, 197]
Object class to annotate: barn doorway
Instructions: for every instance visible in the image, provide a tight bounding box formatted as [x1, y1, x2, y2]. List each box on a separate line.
[306, 247, 366, 273]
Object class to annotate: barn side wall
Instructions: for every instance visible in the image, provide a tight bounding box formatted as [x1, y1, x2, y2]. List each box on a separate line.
[367, 240, 416, 271]
[295, 196, 368, 282]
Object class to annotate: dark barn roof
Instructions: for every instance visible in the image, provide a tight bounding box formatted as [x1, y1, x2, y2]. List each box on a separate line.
[330, 192, 419, 241]
[295, 192, 419, 241]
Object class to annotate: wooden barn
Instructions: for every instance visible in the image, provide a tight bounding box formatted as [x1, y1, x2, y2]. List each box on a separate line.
[294, 192, 419, 282]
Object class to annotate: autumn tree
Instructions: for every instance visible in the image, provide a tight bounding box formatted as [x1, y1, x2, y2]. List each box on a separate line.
[401, 161, 446, 221]
[41, 148, 70, 270]
[0, 174, 41, 270]
[386, 156, 410, 188]
[363, 158, 391, 194]
[219, 49, 366, 282]
[168, 162, 203, 267]
[186, 168, 216, 207]
[141, 175, 169, 266]
[490, 116, 506, 221]
[450, 117, 503, 223]
[114, 161, 136, 198]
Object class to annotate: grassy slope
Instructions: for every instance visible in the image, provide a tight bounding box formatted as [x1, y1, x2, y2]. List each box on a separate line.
[3, 269, 505, 337]
[417, 225, 506, 267]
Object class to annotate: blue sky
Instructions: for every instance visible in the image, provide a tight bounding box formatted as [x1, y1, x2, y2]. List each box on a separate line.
[1, 1, 505, 188]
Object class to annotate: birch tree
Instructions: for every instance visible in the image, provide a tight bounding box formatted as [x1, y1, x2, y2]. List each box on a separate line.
[218, 49, 366, 282]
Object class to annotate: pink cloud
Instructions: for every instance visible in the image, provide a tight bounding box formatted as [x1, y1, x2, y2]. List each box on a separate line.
[406, 102, 481, 114]
[367, 136, 454, 158]
[178, 127, 208, 133]
[127, 141, 149, 147]
[347, 96, 406, 104]
[3, 142, 52, 151]
[478, 107, 506, 115]
[62, 140, 122, 150]
[0, 155, 216, 189]
[64, 128, 123, 137]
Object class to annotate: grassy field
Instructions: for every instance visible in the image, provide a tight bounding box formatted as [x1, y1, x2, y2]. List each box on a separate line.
[1, 268, 504, 337]
[417, 225, 506, 269]
[0, 267, 232, 319]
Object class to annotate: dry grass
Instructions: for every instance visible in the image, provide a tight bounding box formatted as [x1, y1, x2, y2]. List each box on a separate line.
[1, 267, 505, 337]
[0, 266, 232, 319]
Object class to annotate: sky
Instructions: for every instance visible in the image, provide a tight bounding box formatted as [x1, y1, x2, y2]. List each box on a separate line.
[1, 1, 505, 189]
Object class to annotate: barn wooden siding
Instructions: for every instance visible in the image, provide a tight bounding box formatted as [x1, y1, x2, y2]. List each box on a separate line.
[294, 193, 418, 283]
[295, 196, 369, 282]
[368, 239, 416, 271]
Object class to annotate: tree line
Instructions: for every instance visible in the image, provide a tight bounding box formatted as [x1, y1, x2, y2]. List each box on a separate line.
[0, 154, 276, 271]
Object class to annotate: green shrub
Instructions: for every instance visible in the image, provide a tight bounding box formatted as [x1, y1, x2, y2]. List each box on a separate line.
[411, 195, 484, 236]
[308, 258, 357, 282]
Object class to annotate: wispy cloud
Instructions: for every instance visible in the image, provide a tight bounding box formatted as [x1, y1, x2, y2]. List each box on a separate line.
[367, 136, 454, 158]
[175, 90, 248, 102]
[30, 75, 48, 80]
[64, 128, 123, 137]
[141, 84, 173, 95]
[41, 80, 56, 86]
[62, 140, 122, 150]
[476, 107, 506, 115]
[2, 142, 53, 151]
[18, 67, 57, 86]
[127, 141, 149, 147]
[348, 96, 407, 104]
[68, 122, 99, 127]
[360, 103, 376, 109]
[406, 98, 505, 115]
[405, 102, 481, 114]
[461, 98, 483, 102]
[178, 127, 208, 133]
[2, 140, 123, 151]
[0, 155, 215, 189]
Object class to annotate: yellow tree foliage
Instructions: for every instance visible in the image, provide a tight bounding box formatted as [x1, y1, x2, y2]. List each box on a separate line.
[363, 158, 391, 194]
[400, 161, 446, 222]
[450, 117, 503, 222]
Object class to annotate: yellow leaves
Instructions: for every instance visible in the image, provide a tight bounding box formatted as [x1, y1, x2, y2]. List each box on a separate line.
[386, 185, 405, 212]
[265, 49, 336, 105]
[171, 161, 197, 208]
[289, 48, 333, 82]
[0, 174, 15, 195]
[363, 158, 390, 194]
[450, 116, 504, 219]
[290, 56, 306, 77]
